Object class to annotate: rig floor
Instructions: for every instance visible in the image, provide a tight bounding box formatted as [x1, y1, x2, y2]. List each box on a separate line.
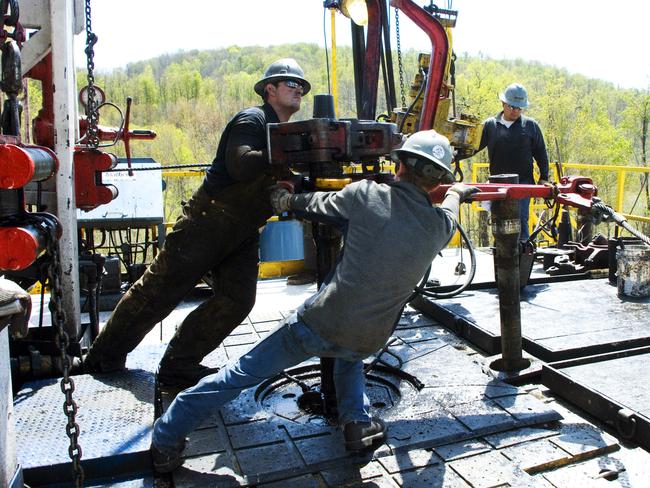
[13, 250, 650, 487]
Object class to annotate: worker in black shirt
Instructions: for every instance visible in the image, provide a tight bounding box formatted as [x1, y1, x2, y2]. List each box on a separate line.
[81, 58, 310, 388]
[478, 83, 549, 240]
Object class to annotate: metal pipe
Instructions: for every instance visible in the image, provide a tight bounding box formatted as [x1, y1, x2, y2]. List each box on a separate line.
[1, 327, 19, 487]
[0, 145, 58, 189]
[350, 22, 365, 118]
[489, 174, 530, 372]
[359, 0, 381, 120]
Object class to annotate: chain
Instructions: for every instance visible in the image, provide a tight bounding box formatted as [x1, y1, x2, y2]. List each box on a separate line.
[46, 227, 85, 487]
[83, 0, 99, 148]
[394, 8, 406, 108]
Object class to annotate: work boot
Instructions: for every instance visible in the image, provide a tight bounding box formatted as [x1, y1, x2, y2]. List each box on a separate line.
[156, 363, 220, 390]
[343, 417, 387, 452]
[287, 272, 317, 286]
[70, 354, 126, 375]
[150, 437, 187, 474]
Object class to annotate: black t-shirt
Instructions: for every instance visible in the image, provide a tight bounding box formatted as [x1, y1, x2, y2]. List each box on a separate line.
[203, 103, 280, 195]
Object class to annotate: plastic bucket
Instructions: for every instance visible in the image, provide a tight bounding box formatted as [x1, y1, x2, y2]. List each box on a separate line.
[616, 244, 650, 298]
[259, 219, 304, 262]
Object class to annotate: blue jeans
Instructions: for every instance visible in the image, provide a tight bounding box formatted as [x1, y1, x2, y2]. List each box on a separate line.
[519, 197, 531, 241]
[153, 317, 370, 451]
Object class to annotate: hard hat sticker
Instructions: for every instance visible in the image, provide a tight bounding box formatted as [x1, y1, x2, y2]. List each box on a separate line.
[431, 145, 445, 159]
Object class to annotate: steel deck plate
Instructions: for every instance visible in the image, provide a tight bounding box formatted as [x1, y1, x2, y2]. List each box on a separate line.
[12, 278, 650, 486]
[542, 347, 650, 450]
[14, 344, 164, 486]
[166, 310, 562, 486]
[413, 278, 650, 361]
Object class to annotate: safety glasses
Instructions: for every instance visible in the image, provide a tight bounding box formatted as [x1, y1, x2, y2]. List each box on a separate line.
[404, 157, 452, 182]
[506, 104, 523, 111]
[282, 80, 304, 93]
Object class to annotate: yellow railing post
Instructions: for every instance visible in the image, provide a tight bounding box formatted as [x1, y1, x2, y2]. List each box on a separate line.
[616, 169, 626, 214]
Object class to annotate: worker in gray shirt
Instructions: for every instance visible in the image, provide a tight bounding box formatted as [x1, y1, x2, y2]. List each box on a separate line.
[150, 130, 479, 473]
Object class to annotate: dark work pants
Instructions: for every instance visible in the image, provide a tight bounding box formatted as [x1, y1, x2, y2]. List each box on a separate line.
[85, 184, 263, 371]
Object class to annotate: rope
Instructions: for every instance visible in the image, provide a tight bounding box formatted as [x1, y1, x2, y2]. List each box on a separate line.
[105, 163, 210, 172]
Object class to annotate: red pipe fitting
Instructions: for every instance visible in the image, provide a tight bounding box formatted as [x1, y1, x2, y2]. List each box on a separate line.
[0, 213, 62, 271]
[0, 225, 46, 271]
[0, 144, 58, 189]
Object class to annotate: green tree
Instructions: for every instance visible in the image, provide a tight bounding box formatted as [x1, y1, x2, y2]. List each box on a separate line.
[62, 45, 646, 224]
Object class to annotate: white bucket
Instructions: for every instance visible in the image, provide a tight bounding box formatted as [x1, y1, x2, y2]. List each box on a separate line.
[616, 244, 650, 298]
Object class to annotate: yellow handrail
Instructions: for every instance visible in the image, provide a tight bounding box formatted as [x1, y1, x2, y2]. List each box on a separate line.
[162, 170, 206, 178]
[561, 162, 650, 173]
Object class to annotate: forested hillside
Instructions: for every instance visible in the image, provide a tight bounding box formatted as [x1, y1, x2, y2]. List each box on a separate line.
[58, 43, 649, 221]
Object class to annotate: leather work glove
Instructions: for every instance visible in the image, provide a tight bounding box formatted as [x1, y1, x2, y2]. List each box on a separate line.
[445, 182, 481, 203]
[0, 277, 31, 338]
[269, 182, 294, 214]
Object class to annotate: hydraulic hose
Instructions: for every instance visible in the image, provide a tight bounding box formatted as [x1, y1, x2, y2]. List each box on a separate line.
[414, 221, 477, 299]
[398, 69, 427, 133]
[593, 203, 650, 245]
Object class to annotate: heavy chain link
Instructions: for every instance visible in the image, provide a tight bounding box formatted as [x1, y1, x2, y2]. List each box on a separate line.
[46, 227, 85, 487]
[394, 8, 406, 108]
[83, 0, 99, 148]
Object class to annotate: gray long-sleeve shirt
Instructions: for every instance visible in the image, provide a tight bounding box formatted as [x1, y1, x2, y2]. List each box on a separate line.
[289, 179, 456, 355]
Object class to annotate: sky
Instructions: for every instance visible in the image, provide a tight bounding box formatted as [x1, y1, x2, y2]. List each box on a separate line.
[73, 0, 650, 90]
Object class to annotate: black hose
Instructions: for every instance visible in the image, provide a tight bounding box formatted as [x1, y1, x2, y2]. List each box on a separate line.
[414, 222, 477, 299]
[399, 68, 427, 133]
[593, 203, 650, 245]
[529, 203, 560, 243]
